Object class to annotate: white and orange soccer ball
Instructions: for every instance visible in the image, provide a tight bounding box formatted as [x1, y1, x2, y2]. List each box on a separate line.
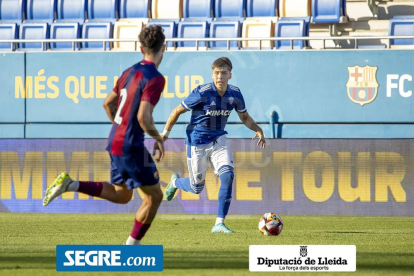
[258, 213, 283, 236]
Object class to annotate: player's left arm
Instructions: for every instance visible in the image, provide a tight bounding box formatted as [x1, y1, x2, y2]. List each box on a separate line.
[103, 91, 118, 123]
[237, 111, 266, 148]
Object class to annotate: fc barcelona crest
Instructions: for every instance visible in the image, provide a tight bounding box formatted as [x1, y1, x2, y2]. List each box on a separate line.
[346, 66, 379, 106]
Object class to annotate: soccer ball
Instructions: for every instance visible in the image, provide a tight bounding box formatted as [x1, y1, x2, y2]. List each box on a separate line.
[258, 213, 283, 236]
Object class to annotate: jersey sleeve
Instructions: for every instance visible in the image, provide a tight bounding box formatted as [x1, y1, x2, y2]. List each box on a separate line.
[141, 76, 165, 106]
[113, 69, 130, 95]
[181, 88, 201, 111]
[112, 76, 122, 95]
[235, 91, 247, 113]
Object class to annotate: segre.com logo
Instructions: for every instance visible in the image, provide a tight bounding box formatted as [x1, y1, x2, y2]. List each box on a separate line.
[56, 245, 163, 272]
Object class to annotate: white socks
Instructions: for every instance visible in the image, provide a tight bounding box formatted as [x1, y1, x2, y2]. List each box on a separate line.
[67, 180, 79, 191]
[215, 217, 224, 225]
[126, 235, 141, 245]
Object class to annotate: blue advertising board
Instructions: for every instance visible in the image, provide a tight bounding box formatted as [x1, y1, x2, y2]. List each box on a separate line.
[1, 50, 414, 137]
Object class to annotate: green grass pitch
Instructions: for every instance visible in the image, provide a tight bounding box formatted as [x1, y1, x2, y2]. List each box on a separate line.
[0, 213, 413, 276]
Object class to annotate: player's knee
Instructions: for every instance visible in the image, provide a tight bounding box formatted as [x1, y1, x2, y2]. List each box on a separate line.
[118, 192, 133, 204]
[219, 166, 234, 188]
[191, 181, 205, 194]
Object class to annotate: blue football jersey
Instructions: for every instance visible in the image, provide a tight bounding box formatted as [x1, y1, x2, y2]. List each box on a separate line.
[181, 82, 247, 146]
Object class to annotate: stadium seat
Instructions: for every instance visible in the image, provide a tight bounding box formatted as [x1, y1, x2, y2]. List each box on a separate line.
[215, 0, 245, 19]
[146, 21, 177, 49]
[0, 0, 24, 24]
[209, 21, 240, 50]
[246, 0, 277, 17]
[275, 20, 306, 49]
[152, 0, 182, 19]
[241, 19, 273, 49]
[183, 0, 214, 19]
[279, 16, 310, 46]
[25, 0, 56, 23]
[0, 24, 18, 50]
[312, 0, 344, 23]
[279, 0, 310, 17]
[50, 23, 80, 50]
[56, 0, 87, 24]
[119, 0, 150, 19]
[393, 15, 414, 20]
[19, 23, 49, 50]
[112, 21, 143, 51]
[176, 21, 208, 50]
[389, 19, 414, 46]
[82, 22, 113, 50]
[88, 0, 117, 22]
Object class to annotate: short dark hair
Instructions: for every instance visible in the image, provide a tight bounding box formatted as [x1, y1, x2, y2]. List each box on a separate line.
[211, 57, 233, 71]
[139, 25, 165, 54]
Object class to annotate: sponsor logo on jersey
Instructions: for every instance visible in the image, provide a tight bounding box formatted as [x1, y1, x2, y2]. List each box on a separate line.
[206, 110, 232, 116]
[210, 101, 216, 106]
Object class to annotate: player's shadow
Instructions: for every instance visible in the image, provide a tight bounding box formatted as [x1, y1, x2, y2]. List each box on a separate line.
[164, 250, 248, 269]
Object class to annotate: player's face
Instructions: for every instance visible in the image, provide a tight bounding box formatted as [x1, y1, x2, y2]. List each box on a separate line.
[212, 67, 232, 92]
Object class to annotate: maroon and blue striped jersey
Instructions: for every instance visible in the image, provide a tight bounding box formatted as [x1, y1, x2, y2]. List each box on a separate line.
[106, 60, 165, 156]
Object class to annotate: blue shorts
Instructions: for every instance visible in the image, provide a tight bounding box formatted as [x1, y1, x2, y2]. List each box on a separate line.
[109, 147, 159, 189]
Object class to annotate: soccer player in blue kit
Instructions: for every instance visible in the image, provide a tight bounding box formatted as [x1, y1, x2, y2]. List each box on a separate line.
[43, 26, 166, 245]
[162, 57, 266, 233]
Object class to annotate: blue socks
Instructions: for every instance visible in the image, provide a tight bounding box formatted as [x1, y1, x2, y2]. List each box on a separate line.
[217, 166, 234, 219]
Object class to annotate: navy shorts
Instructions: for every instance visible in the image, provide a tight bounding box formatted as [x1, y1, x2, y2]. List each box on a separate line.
[109, 147, 159, 189]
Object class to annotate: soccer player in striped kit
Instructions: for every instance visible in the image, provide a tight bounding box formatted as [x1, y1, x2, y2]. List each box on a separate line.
[162, 57, 266, 233]
[43, 26, 166, 245]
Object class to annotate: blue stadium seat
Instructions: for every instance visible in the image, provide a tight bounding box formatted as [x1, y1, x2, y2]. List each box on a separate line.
[25, 0, 56, 23]
[82, 22, 113, 50]
[312, 0, 343, 23]
[275, 20, 306, 50]
[246, 0, 277, 17]
[88, 0, 117, 22]
[19, 23, 49, 50]
[393, 15, 414, 20]
[215, 0, 245, 19]
[0, 0, 25, 24]
[280, 16, 310, 33]
[209, 21, 240, 50]
[119, 0, 150, 19]
[56, 0, 87, 24]
[0, 24, 18, 50]
[146, 21, 177, 48]
[50, 23, 80, 50]
[183, 0, 214, 19]
[389, 19, 414, 46]
[176, 21, 208, 48]
[279, 16, 310, 46]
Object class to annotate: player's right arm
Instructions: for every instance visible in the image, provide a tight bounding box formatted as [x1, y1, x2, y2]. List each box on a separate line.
[103, 91, 118, 123]
[139, 75, 166, 162]
[162, 87, 201, 141]
[162, 105, 187, 141]
[138, 101, 164, 162]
